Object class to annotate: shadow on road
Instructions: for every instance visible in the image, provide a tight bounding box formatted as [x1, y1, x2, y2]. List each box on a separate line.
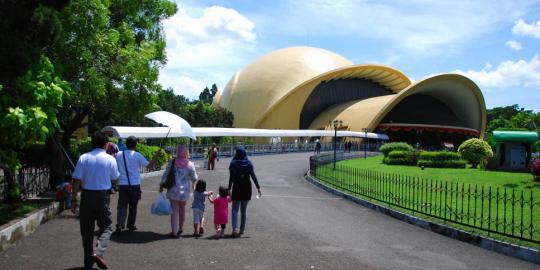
[110, 231, 169, 244]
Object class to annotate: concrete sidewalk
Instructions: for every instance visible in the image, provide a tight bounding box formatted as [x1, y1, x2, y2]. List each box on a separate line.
[0, 153, 538, 269]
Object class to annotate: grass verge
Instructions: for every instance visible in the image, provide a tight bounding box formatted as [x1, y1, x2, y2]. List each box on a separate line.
[314, 156, 540, 249]
[0, 202, 47, 226]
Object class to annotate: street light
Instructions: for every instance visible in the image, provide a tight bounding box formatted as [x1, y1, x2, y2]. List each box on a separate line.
[332, 119, 343, 169]
[362, 128, 369, 159]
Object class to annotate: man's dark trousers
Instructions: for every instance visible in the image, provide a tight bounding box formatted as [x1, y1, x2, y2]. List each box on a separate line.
[80, 190, 113, 268]
[117, 185, 141, 229]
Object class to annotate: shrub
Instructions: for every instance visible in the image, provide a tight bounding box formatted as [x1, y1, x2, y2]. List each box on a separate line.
[418, 160, 467, 168]
[380, 142, 414, 157]
[386, 150, 416, 165]
[419, 151, 461, 161]
[458, 138, 493, 169]
[69, 137, 92, 161]
[417, 151, 466, 168]
[530, 158, 540, 181]
[136, 144, 168, 169]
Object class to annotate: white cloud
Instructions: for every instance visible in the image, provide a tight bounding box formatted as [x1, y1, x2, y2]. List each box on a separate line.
[512, 19, 540, 38]
[505, 40, 522, 50]
[159, 5, 257, 98]
[257, 0, 534, 57]
[455, 54, 540, 89]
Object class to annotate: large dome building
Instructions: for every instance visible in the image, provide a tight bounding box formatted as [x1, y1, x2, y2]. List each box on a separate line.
[214, 46, 486, 147]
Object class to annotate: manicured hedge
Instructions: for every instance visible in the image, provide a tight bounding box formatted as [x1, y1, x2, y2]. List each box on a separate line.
[417, 151, 466, 168]
[380, 142, 414, 157]
[386, 150, 416, 165]
[419, 151, 461, 161]
[418, 160, 467, 168]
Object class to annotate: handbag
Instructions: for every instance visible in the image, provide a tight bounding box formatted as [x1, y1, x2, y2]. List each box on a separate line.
[161, 159, 176, 189]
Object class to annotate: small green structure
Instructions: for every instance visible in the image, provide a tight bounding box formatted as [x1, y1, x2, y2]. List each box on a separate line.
[491, 131, 539, 171]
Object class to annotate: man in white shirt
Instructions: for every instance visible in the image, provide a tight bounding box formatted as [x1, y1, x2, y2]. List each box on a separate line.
[72, 131, 120, 270]
[115, 136, 159, 234]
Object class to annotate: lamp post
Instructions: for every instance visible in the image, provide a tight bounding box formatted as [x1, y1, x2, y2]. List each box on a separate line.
[362, 128, 369, 159]
[333, 120, 343, 169]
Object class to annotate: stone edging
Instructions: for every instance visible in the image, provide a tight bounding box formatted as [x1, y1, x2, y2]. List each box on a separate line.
[305, 172, 540, 265]
[0, 201, 63, 252]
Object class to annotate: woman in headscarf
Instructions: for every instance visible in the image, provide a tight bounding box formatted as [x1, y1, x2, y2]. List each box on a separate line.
[159, 145, 198, 237]
[228, 148, 261, 238]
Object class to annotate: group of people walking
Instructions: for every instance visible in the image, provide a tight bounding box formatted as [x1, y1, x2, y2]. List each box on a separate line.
[71, 132, 261, 270]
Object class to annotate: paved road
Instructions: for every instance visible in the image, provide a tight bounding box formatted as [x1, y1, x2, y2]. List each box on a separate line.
[0, 153, 538, 269]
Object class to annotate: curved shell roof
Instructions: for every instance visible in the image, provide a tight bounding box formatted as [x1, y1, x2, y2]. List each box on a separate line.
[214, 46, 486, 138]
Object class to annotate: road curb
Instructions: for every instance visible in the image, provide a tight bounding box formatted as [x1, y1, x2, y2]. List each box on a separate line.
[305, 172, 540, 265]
[0, 200, 63, 253]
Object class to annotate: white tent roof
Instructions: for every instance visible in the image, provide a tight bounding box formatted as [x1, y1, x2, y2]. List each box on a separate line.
[102, 126, 389, 140]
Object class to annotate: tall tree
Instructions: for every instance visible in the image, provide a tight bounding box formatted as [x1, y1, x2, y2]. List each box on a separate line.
[44, 0, 176, 185]
[0, 1, 70, 201]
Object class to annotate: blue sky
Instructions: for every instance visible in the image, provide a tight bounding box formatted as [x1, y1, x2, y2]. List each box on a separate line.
[159, 0, 540, 110]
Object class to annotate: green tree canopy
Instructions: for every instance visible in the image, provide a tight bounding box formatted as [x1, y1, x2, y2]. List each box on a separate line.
[47, 0, 177, 144]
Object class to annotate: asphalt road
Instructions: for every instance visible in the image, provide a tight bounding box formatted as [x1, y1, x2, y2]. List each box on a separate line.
[0, 152, 538, 270]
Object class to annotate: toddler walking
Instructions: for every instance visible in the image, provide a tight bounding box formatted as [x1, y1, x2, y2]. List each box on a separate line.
[209, 186, 231, 239]
[192, 180, 213, 238]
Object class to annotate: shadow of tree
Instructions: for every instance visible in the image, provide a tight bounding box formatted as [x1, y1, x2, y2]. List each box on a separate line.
[110, 231, 169, 244]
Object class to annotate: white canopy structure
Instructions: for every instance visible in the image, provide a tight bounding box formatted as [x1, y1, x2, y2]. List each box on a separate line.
[144, 111, 196, 140]
[102, 126, 389, 140]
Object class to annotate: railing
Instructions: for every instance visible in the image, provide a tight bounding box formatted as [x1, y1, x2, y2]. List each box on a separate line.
[310, 158, 540, 246]
[0, 167, 51, 201]
[168, 142, 382, 160]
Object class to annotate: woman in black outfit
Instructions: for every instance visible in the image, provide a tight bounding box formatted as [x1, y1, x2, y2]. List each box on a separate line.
[228, 148, 261, 237]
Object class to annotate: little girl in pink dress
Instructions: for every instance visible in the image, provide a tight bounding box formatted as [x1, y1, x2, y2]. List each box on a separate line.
[209, 186, 231, 239]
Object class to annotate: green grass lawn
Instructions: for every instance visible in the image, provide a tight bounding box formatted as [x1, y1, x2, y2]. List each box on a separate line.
[340, 155, 537, 190]
[0, 202, 45, 226]
[314, 155, 540, 249]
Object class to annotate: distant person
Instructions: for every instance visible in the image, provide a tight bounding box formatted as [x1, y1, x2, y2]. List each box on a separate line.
[159, 145, 198, 238]
[115, 136, 160, 234]
[208, 143, 218, 170]
[71, 131, 119, 270]
[105, 142, 119, 157]
[228, 148, 261, 238]
[191, 179, 213, 237]
[208, 186, 231, 239]
[105, 142, 119, 194]
[117, 138, 127, 151]
[315, 139, 321, 155]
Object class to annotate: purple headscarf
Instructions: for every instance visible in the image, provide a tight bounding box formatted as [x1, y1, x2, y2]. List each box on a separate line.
[175, 145, 191, 168]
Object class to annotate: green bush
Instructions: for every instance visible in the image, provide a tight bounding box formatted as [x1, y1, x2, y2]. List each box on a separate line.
[386, 150, 416, 165]
[380, 142, 414, 157]
[69, 137, 168, 169]
[418, 160, 467, 168]
[69, 137, 92, 161]
[417, 151, 466, 168]
[136, 144, 168, 169]
[458, 138, 493, 169]
[419, 151, 461, 161]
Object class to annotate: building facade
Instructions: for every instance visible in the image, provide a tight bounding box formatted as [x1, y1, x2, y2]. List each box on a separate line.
[214, 47, 486, 148]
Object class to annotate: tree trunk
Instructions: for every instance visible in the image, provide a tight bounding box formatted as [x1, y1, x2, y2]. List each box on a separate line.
[47, 133, 67, 190]
[0, 162, 17, 204]
[48, 110, 89, 188]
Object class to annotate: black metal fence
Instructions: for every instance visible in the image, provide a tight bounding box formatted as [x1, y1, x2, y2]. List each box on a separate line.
[311, 158, 540, 246]
[0, 167, 51, 201]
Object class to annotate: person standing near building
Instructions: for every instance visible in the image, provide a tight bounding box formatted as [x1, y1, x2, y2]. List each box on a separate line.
[315, 139, 321, 155]
[71, 131, 120, 270]
[115, 136, 160, 234]
[207, 143, 218, 170]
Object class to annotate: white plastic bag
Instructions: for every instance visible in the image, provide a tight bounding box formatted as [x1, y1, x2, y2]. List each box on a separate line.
[151, 193, 171, 215]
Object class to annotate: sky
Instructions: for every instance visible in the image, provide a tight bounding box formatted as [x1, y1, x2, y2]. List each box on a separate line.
[158, 0, 540, 110]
